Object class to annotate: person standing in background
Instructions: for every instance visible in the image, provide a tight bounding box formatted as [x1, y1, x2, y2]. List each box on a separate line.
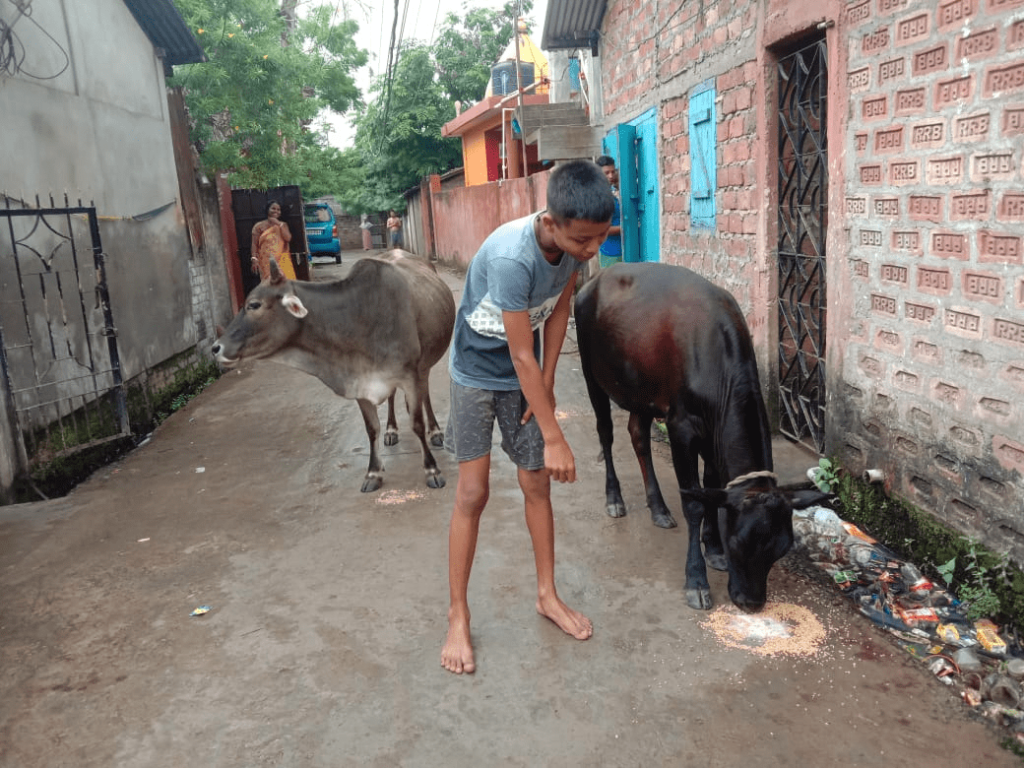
[387, 210, 403, 248]
[594, 156, 622, 269]
[251, 200, 296, 281]
[360, 214, 373, 251]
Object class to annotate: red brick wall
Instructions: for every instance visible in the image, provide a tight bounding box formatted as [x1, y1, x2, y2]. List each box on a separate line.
[597, 0, 1024, 555]
[841, 0, 1024, 551]
[603, 0, 767, 314]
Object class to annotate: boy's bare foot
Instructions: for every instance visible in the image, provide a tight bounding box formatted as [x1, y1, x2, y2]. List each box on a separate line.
[536, 595, 593, 640]
[441, 611, 475, 674]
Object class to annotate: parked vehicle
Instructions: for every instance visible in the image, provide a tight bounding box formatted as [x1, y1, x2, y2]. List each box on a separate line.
[303, 203, 342, 263]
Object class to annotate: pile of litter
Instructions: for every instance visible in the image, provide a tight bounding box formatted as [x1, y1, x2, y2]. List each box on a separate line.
[793, 504, 1024, 738]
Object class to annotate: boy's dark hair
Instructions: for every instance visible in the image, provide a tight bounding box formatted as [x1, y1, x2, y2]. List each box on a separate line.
[546, 159, 615, 224]
[595, 155, 616, 168]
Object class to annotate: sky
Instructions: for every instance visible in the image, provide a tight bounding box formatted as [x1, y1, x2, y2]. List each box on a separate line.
[315, 0, 549, 148]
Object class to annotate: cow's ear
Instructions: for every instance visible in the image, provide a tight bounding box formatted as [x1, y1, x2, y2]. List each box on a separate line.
[281, 292, 308, 319]
[269, 259, 285, 284]
[788, 489, 831, 509]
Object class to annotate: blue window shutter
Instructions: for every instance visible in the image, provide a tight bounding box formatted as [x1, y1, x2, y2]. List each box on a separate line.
[690, 87, 716, 229]
[616, 123, 639, 263]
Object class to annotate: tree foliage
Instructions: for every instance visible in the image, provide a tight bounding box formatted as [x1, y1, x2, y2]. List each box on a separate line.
[433, 1, 530, 105]
[169, 0, 367, 191]
[348, 1, 531, 210]
[353, 43, 463, 210]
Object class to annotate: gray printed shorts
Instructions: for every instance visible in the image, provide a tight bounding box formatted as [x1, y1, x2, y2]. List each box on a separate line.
[444, 381, 545, 470]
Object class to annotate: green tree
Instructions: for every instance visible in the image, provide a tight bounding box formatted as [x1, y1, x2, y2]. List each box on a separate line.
[348, 1, 531, 210]
[354, 43, 463, 210]
[169, 0, 367, 190]
[434, 1, 531, 105]
[294, 145, 366, 204]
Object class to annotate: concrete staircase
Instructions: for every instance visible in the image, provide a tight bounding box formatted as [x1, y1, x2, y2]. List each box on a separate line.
[515, 102, 604, 161]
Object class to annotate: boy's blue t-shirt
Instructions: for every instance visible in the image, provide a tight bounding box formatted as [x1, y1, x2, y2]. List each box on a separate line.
[449, 212, 583, 391]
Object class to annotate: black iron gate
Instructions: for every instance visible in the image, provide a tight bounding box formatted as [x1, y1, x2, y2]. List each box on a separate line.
[0, 195, 129, 473]
[777, 37, 828, 454]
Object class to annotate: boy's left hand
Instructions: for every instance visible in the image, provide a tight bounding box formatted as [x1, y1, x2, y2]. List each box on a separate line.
[544, 437, 576, 483]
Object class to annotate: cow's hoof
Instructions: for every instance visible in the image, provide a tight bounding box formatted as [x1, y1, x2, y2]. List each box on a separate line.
[383, 430, 399, 447]
[361, 474, 384, 493]
[685, 588, 713, 610]
[429, 432, 444, 448]
[652, 512, 678, 529]
[706, 553, 728, 571]
[426, 471, 446, 489]
[606, 501, 627, 518]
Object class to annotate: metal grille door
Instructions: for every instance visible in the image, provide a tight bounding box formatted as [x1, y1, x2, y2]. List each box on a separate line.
[0, 197, 129, 471]
[777, 38, 828, 453]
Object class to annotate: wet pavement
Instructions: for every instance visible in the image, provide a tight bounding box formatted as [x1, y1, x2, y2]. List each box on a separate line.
[0, 251, 1018, 767]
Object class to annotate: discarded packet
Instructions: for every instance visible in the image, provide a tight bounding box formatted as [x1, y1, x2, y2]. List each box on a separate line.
[936, 623, 961, 644]
[897, 605, 940, 625]
[833, 569, 859, 587]
[926, 655, 958, 685]
[190, 605, 211, 617]
[975, 620, 1008, 655]
[842, 521, 877, 544]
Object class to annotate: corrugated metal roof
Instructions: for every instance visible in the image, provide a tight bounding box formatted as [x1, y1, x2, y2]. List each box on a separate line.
[540, 0, 607, 52]
[122, 0, 206, 75]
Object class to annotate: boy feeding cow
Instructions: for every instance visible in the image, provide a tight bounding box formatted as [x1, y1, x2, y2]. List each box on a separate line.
[212, 159, 819, 677]
[440, 159, 614, 674]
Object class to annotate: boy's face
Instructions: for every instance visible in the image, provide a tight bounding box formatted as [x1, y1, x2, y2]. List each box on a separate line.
[602, 165, 619, 186]
[540, 213, 610, 263]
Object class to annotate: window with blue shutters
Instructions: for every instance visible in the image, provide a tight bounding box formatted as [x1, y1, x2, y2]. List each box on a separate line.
[689, 83, 716, 229]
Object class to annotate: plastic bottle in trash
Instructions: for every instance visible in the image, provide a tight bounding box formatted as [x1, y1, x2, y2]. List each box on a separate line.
[953, 645, 984, 674]
[811, 507, 845, 537]
[849, 543, 886, 568]
[900, 562, 934, 595]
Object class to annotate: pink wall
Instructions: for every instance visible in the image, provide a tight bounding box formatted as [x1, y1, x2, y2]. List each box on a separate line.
[431, 172, 550, 270]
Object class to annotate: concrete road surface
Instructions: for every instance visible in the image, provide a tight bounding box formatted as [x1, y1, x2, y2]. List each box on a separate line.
[0, 252, 1017, 767]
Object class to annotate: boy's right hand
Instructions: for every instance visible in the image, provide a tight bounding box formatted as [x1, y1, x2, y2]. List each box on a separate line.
[544, 437, 576, 483]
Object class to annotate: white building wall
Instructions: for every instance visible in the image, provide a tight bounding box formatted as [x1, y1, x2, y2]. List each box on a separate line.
[0, 0, 208, 500]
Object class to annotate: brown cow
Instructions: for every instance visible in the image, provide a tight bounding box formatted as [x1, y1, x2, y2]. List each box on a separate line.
[574, 262, 827, 611]
[212, 250, 456, 492]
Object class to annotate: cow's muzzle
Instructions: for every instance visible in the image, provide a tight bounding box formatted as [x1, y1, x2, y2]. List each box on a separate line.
[211, 341, 238, 367]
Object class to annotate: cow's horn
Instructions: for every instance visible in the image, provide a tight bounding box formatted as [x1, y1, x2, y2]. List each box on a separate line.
[268, 259, 285, 284]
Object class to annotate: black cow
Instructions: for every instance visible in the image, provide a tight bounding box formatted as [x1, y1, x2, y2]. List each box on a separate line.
[212, 250, 456, 493]
[574, 262, 826, 611]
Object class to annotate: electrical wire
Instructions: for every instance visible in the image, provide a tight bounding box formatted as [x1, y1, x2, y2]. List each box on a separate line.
[375, 0, 410, 155]
[0, 0, 70, 81]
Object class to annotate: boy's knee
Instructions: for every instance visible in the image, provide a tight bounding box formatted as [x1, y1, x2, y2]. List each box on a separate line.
[455, 483, 489, 515]
[517, 467, 550, 497]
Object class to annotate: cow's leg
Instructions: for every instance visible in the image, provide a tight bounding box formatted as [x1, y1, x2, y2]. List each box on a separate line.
[666, 419, 712, 609]
[408, 376, 445, 489]
[422, 389, 444, 448]
[627, 410, 676, 529]
[699, 462, 728, 572]
[383, 391, 400, 446]
[581, 360, 626, 518]
[357, 398, 386, 493]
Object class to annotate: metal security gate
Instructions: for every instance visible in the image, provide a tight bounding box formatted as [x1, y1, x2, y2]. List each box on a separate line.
[0, 196, 129, 473]
[777, 37, 828, 454]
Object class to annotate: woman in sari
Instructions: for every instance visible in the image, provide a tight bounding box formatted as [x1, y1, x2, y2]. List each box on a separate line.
[360, 213, 373, 250]
[250, 200, 296, 281]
